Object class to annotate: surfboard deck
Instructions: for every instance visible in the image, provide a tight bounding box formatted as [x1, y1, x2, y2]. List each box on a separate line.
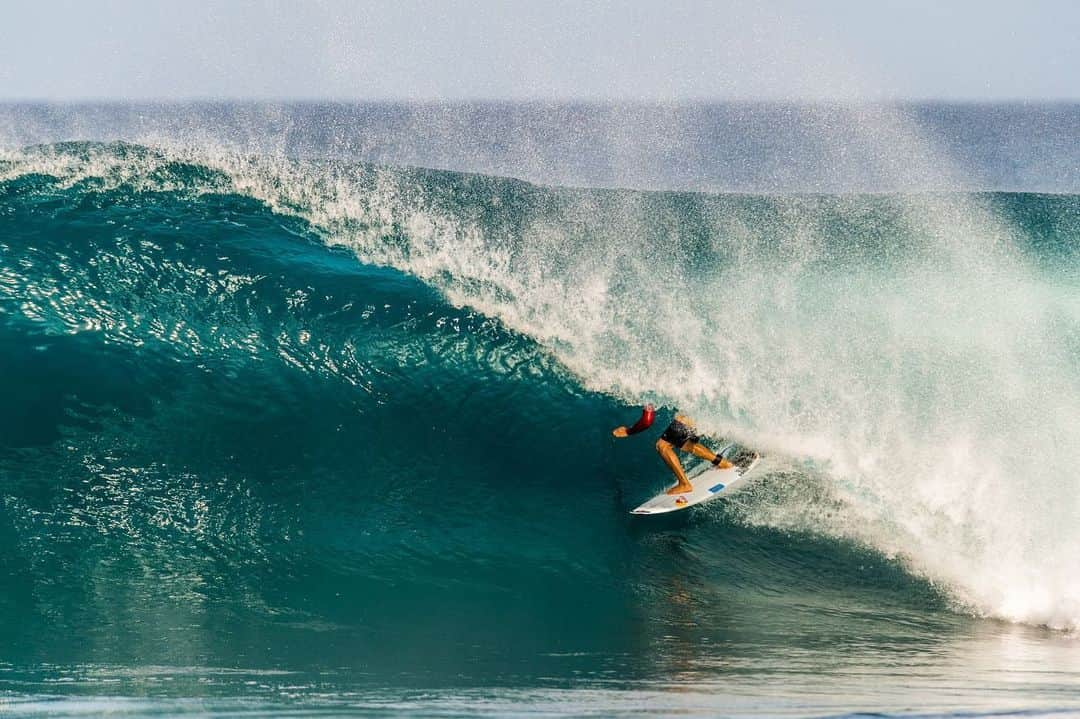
[630, 444, 760, 515]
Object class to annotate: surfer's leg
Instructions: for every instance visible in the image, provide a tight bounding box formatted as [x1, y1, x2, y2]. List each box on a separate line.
[683, 441, 733, 469]
[656, 439, 693, 494]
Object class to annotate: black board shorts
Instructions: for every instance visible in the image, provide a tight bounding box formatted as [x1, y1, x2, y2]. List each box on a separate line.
[659, 419, 700, 448]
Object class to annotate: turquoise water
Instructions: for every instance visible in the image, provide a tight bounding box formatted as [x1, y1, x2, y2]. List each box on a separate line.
[1, 135, 1080, 716]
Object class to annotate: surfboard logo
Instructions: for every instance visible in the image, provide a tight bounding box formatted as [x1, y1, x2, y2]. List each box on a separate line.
[675, 496, 688, 505]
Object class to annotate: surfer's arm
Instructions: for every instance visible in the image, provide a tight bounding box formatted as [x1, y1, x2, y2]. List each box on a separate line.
[613, 405, 655, 438]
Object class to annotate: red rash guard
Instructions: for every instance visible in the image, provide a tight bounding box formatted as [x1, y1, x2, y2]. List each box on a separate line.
[625, 404, 656, 435]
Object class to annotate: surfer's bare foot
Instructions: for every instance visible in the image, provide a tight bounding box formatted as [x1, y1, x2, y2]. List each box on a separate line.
[666, 482, 693, 495]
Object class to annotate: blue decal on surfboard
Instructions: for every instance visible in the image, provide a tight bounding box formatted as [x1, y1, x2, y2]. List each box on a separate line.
[708, 483, 725, 493]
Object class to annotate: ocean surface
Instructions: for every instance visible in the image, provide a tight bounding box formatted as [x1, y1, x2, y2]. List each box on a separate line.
[1, 103, 1079, 717]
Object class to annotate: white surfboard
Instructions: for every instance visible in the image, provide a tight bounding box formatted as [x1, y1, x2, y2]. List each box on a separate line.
[630, 444, 760, 516]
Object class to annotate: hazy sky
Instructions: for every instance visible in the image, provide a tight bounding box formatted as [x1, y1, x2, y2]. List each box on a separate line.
[1, 0, 1077, 101]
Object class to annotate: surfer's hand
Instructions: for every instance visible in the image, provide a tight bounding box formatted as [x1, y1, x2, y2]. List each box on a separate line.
[612, 426, 629, 438]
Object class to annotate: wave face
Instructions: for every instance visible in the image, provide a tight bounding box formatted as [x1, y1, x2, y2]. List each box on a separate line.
[1, 142, 1080, 691]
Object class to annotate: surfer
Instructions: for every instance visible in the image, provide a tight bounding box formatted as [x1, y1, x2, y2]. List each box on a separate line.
[612, 405, 733, 495]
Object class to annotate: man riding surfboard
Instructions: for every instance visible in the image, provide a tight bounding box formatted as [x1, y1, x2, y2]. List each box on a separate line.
[612, 405, 733, 495]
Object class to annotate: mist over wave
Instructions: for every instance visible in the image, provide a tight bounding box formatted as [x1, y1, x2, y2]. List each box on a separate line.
[3, 101, 1079, 192]
[2, 135, 1079, 639]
